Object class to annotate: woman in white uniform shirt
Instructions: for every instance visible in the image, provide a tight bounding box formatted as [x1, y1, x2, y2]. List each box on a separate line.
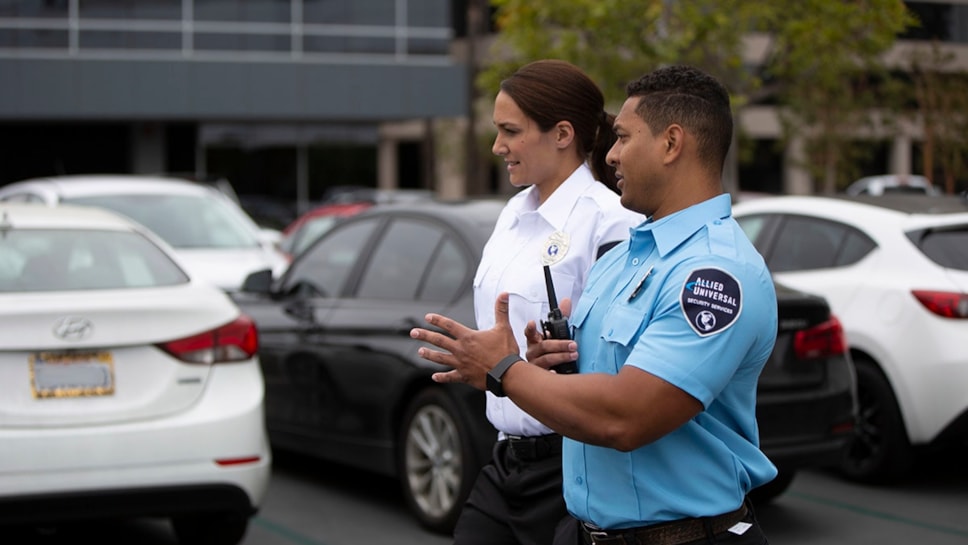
[454, 60, 643, 545]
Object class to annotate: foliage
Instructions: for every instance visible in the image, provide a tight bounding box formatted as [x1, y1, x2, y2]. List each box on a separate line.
[762, 1, 916, 192]
[479, 0, 767, 107]
[477, 0, 920, 193]
[906, 41, 968, 194]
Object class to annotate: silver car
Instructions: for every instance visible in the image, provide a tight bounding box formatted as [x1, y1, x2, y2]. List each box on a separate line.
[845, 174, 941, 196]
[0, 174, 289, 291]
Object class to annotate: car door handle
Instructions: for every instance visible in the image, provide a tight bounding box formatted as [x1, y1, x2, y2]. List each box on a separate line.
[396, 317, 423, 334]
[284, 301, 315, 323]
[400, 318, 451, 337]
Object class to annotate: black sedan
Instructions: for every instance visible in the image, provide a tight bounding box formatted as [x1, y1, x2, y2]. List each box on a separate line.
[233, 199, 504, 534]
[752, 283, 857, 503]
[233, 199, 857, 533]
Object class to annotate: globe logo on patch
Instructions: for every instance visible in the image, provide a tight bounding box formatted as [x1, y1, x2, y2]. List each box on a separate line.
[696, 310, 717, 332]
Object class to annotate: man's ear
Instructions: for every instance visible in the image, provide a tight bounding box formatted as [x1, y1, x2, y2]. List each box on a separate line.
[555, 121, 575, 149]
[664, 125, 684, 157]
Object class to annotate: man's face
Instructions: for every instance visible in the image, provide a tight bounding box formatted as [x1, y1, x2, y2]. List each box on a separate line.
[606, 97, 667, 216]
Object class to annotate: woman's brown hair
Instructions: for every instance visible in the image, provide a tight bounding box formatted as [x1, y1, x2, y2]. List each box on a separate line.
[499, 60, 618, 193]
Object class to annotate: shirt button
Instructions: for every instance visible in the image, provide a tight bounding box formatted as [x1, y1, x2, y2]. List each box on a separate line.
[576, 476, 584, 485]
[632, 258, 639, 266]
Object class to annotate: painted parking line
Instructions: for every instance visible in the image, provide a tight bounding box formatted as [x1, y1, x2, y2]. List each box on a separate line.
[253, 516, 333, 545]
[790, 491, 968, 539]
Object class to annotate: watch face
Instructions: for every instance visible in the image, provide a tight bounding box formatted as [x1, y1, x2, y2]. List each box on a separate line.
[487, 355, 520, 397]
[487, 370, 504, 397]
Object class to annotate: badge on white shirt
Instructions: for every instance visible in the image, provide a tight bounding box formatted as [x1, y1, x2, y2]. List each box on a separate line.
[541, 231, 570, 266]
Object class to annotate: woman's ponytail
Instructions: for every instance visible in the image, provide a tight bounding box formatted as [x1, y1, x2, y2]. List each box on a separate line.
[590, 111, 618, 194]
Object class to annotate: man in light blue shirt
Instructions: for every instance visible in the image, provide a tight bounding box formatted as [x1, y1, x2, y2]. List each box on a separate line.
[563, 192, 777, 531]
[412, 65, 777, 545]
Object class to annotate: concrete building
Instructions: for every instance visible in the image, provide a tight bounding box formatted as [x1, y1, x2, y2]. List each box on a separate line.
[736, 0, 968, 195]
[1, 1, 966, 219]
[0, 0, 474, 221]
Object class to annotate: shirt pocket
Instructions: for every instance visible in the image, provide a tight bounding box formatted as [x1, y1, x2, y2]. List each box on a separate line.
[501, 271, 552, 337]
[570, 294, 595, 329]
[507, 269, 578, 308]
[601, 304, 648, 348]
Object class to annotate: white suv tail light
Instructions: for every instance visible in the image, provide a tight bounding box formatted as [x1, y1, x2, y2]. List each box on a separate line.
[912, 290, 968, 319]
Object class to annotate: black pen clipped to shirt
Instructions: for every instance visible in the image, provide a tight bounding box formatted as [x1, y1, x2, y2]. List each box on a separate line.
[627, 265, 654, 302]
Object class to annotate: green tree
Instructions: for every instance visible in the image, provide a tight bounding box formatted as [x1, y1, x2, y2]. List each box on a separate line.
[907, 41, 968, 194]
[477, 0, 917, 194]
[762, 1, 915, 192]
[479, 0, 767, 106]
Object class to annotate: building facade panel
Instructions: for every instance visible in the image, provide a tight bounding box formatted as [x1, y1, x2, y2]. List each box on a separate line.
[0, 58, 465, 121]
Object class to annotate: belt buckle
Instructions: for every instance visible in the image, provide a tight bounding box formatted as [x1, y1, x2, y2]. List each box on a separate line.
[583, 525, 621, 545]
[507, 436, 537, 459]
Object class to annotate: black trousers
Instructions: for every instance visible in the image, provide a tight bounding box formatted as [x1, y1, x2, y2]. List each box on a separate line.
[453, 436, 569, 545]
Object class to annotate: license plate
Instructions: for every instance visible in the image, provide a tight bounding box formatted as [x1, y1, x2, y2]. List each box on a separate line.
[29, 351, 115, 398]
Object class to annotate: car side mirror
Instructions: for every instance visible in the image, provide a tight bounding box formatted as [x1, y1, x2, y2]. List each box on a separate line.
[241, 269, 273, 294]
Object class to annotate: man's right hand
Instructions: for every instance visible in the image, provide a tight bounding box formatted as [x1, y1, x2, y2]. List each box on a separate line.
[524, 298, 578, 370]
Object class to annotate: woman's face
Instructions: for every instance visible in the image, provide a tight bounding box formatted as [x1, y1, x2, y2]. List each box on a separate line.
[491, 91, 560, 189]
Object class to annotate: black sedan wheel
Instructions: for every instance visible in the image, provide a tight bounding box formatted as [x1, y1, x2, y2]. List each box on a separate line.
[839, 358, 913, 483]
[398, 388, 477, 534]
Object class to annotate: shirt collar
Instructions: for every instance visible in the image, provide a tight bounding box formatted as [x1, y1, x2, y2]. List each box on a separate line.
[513, 164, 596, 231]
[635, 193, 732, 257]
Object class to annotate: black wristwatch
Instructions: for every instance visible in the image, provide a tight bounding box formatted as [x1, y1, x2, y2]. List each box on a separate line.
[486, 354, 523, 397]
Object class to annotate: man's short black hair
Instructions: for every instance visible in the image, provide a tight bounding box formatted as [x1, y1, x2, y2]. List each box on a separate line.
[626, 65, 733, 172]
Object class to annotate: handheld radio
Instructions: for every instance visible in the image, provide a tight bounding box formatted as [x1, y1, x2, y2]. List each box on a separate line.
[540, 265, 577, 374]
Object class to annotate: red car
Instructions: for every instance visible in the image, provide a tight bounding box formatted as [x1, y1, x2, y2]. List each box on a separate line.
[278, 201, 374, 258]
[280, 189, 434, 259]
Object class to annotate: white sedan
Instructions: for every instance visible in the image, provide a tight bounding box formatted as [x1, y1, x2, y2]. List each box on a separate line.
[733, 193, 968, 482]
[0, 174, 289, 291]
[0, 203, 270, 544]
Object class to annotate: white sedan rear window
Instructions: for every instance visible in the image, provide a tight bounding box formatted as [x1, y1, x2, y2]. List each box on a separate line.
[0, 229, 189, 292]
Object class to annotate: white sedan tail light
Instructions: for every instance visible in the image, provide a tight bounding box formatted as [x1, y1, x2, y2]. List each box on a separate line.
[157, 315, 259, 364]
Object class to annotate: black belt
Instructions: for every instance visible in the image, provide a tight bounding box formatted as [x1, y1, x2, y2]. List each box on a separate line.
[503, 433, 561, 461]
[580, 504, 748, 545]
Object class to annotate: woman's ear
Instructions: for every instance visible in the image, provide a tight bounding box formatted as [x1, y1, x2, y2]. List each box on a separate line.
[555, 121, 575, 149]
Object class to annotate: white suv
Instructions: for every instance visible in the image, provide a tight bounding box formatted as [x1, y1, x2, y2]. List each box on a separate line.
[733, 193, 968, 482]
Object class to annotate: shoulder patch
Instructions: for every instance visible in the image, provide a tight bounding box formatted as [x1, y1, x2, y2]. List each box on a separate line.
[680, 268, 742, 337]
